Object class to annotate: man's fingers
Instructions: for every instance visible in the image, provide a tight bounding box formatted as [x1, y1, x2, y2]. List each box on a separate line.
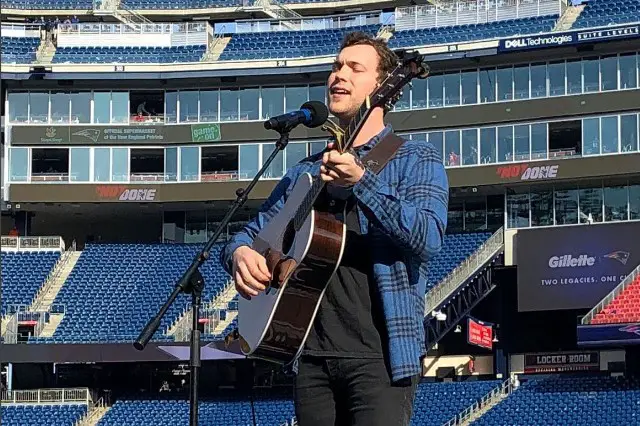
[256, 256, 271, 280]
[234, 272, 258, 299]
[238, 263, 267, 291]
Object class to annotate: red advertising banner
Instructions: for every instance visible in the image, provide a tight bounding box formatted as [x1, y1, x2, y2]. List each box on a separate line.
[467, 318, 493, 350]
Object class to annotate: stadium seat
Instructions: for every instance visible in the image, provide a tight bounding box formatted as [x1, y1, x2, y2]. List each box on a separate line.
[1, 0, 93, 9]
[1, 36, 40, 64]
[592, 276, 640, 324]
[1, 251, 61, 313]
[122, 0, 242, 8]
[572, 0, 640, 29]
[473, 375, 640, 425]
[51, 45, 207, 64]
[0, 404, 87, 426]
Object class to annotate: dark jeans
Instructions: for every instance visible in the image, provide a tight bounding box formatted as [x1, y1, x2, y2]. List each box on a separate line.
[294, 356, 419, 426]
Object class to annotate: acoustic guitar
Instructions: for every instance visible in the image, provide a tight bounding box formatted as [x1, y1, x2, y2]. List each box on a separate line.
[230, 51, 430, 365]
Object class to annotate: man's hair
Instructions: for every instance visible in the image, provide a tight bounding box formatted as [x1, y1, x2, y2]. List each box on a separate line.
[339, 31, 398, 82]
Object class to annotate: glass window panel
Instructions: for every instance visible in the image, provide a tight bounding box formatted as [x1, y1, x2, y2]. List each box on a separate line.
[530, 191, 553, 227]
[604, 185, 628, 221]
[264, 144, 284, 179]
[185, 211, 207, 243]
[8, 92, 29, 123]
[309, 85, 326, 104]
[479, 69, 496, 103]
[29, 92, 49, 123]
[427, 131, 444, 163]
[507, 193, 529, 228]
[461, 129, 478, 166]
[179, 91, 199, 123]
[460, 70, 478, 105]
[630, 184, 640, 220]
[286, 143, 307, 171]
[444, 130, 461, 166]
[513, 65, 529, 100]
[497, 126, 513, 162]
[165, 91, 178, 123]
[93, 92, 111, 124]
[394, 86, 410, 111]
[111, 92, 129, 124]
[199, 90, 218, 122]
[239, 144, 260, 179]
[487, 195, 504, 231]
[9, 147, 29, 182]
[497, 67, 513, 101]
[443, 73, 461, 106]
[620, 114, 638, 152]
[238, 88, 259, 121]
[179, 146, 199, 181]
[70, 147, 90, 182]
[93, 148, 111, 182]
[480, 127, 497, 164]
[548, 62, 566, 96]
[464, 199, 487, 232]
[50, 92, 70, 123]
[619, 54, 638, 89]
[582, 117, 600, 156]
[261, 87, 285, 119]
[220, 89, 239, 121]
[578, 187, 603, 223]
[555, 189, 579, 225]
[601, 115, 619, 154]
[530, 63, 547, 98]
[514, 124, 530, 161]
[566, 61, 582, 94]
[70, 92, 91, 124]
[582, 58, 600, 92]
[285, 86, 308, 111]
[309, 141, 326, 155]
[428, 74, 444, 107]
[531, 123, 548, 160]
[165, 147, 178, 181]
[447, 202, 464, 233]
[600, 56, 618, 91]
[411, 78, 427, 108]
[111, 147, 128, 182]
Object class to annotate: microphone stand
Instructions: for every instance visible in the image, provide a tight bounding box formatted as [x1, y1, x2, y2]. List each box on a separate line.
[134, 128, 293, 426]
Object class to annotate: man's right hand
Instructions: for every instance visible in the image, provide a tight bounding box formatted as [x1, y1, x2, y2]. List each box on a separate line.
[232, 246, 271, 299]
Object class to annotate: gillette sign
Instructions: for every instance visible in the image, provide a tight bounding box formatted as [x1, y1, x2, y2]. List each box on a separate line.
[516, 222, 640, 312]
[499, 24, 640, 52]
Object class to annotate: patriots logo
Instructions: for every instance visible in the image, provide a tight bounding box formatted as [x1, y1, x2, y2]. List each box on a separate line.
[72, 129, 102, 143]
[619, 324, 640, 336]
[602, 251, 631, 265]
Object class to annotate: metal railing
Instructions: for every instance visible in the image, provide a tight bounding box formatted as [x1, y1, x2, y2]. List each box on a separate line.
[74, 396, 107, 426]
[1, 236, 65, 251]
[2, 314, 19, 344]
[443, 377, 517, 426]
[425, 228, 504, 316]
[1, 388, 91, 405]
[582, 263, 640, 325]
[31, 250, 74, 311]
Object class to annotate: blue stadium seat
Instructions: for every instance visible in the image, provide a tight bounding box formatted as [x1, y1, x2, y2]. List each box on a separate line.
[0, 404, 87, 426]
[36, 243, 230, 344]
[122, 0, 242, 8]
[1, 36, 40, 64]
[572, 0, 640, 29]
[1, 0, 92, 9]
[473, 375, 640, 425]
[51, 45, 207, 64]
[1, 250, 61, 313]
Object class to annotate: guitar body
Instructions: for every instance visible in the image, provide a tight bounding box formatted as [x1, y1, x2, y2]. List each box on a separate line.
[237, 172, 347, 365]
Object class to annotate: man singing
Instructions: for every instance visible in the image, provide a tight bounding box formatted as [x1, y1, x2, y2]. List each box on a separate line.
[221, 32, 449, 426]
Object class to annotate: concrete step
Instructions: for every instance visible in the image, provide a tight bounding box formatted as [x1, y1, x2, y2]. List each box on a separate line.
[39, 313, 64, 337]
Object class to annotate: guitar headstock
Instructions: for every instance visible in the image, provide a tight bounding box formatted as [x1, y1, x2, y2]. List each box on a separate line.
[371, 50, 430, 112]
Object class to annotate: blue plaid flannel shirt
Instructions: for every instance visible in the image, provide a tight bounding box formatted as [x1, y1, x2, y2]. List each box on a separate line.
[221, 125, 449, 382]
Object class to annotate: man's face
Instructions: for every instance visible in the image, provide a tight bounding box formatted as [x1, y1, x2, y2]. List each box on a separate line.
[327, 44, 380, 121]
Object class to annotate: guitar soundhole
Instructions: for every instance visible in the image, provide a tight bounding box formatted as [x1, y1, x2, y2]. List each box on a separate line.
[282, 220, 296, 255]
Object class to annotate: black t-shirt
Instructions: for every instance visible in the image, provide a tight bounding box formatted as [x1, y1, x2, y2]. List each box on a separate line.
[303, 196, 387, 358]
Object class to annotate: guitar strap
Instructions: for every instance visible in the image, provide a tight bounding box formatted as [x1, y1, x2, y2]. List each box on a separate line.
[359, 132, 406, 175]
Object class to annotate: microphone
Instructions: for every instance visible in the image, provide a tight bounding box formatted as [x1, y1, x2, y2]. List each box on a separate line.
[264, 101, 329, 132]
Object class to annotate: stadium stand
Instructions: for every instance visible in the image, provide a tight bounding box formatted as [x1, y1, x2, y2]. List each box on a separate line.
[0, 250, 60, 313]
[592, 273, 640, 324]
[30, 243, 229, 344]
[1, 0, 92, 9]
[0, 404, 88, 426]
[572, 0, 640, 29]
[218, 24, 381, 61]
[122, 0, 243, 8]
[0, 36, 40, 64]
[473, 375, 640, 425]
[52, 45, 207, 64]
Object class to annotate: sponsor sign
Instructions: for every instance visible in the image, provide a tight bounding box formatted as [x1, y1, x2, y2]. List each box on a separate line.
[578, 322, 640, 346]
[499, 24, 640, 52]
[11, 123, 222, 145]
[496, 163, 559, 181]
[516, 222, 640, 312]
[467, 317, 493, 350]
[524, 351, 600, 373]
[95, 185, 158, 202]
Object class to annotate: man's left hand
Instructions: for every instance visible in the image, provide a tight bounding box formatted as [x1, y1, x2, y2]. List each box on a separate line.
[320, 143, 366, 187]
